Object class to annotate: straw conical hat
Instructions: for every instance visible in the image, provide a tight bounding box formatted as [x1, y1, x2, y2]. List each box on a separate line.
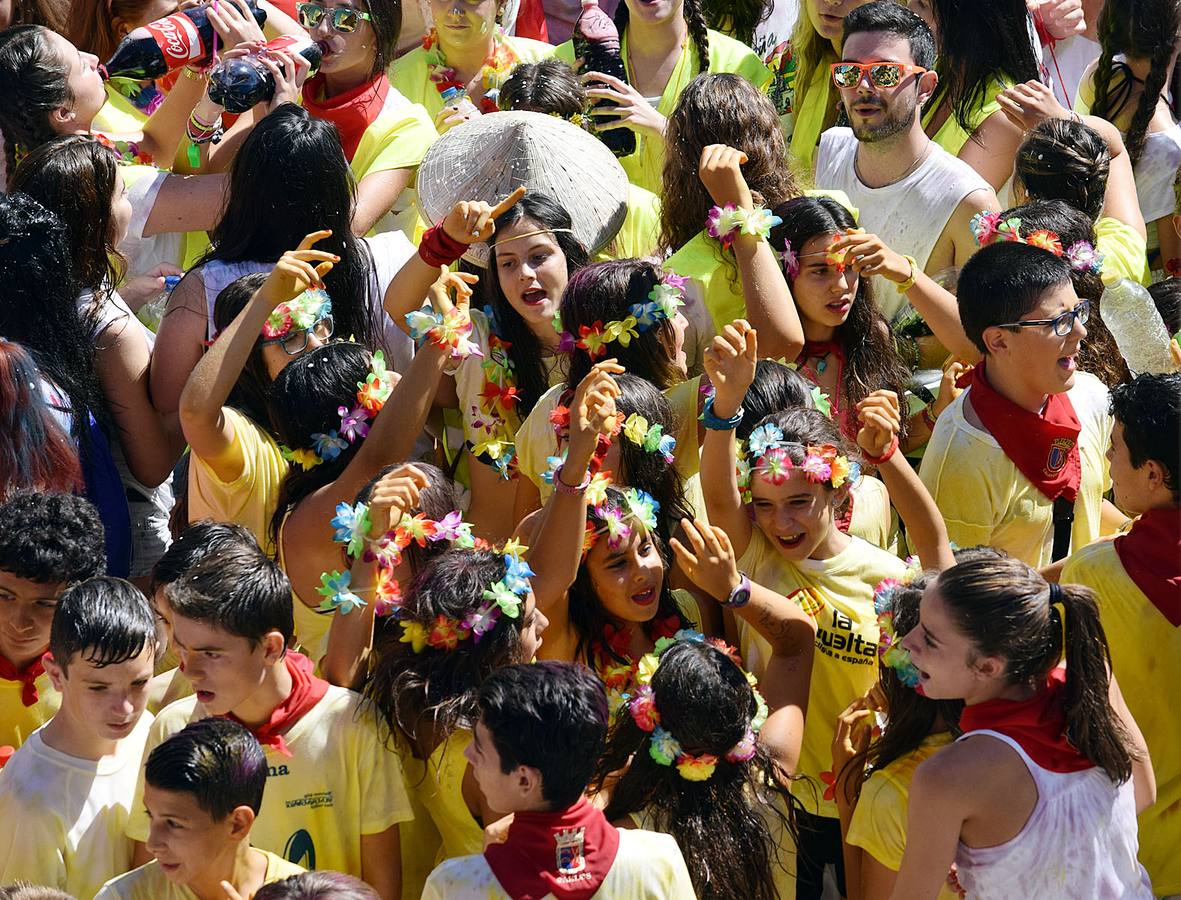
[416, 110, 631, 267]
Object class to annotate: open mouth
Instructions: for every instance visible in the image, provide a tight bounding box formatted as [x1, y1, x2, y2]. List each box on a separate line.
[826, 299, 852, 315]
[520, 288, 548, 306]
[195, 689, 215, 705]
[630, 586, 657, 607]
[1057, 355, 1077, 372]
[775, 532, 807, 551]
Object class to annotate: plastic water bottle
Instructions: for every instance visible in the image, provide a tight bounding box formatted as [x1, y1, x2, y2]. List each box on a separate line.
[207, 35, 323, 113]
[1101, 278, 1176, 375]
[439, 85, 480, 121]
[138, 274, 182, 333]
[572, 0, 636, 157]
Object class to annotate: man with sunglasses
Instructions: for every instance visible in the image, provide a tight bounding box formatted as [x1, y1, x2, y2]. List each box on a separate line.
[814, 2, 999, 335]
[919, 240, 1121, 569]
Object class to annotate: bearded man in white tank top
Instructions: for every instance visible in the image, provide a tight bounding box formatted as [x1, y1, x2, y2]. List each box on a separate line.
[814, 2, 999, 335]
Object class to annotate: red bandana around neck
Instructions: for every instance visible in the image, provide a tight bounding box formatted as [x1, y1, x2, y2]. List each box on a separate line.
[963, 361, 1081, 502]
[0, 653, 46, 707]
[484, 798, 621, 900]
[959, 668, 1093, 773]
[301, 73, 390, 161]
[1114, 507, 1181, 627]
[226, 652, 329, 757]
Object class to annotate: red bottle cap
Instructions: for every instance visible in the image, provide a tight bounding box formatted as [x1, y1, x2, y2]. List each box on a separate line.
[0, 746, 14, 768]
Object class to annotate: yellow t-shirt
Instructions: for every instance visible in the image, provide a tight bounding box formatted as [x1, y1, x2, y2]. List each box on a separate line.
[846, 732, 958, 899]
[1095, 216, 1152, 287]
[1061, 538, 1181, 894]
[918, 371, 1113, 568]
[126, 687, 412, 876]
[0, 668, 59, 749]
[146, 666, 194, 715]
[788, 58, 838, 173]
[93, 84, 151, 135]
[737, 530, 907, 819]
[186, 407, 289, 557]
[923, 77, 1009, 158]
[0, 714, 153, 899]
[96, 849, 305, 899]
[598, 184, 663, 261]
[556, 30, 773, 196]
[410, 730, 484, 860]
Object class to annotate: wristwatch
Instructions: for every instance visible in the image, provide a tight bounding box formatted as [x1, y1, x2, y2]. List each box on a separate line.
[723, 572, 752, 609]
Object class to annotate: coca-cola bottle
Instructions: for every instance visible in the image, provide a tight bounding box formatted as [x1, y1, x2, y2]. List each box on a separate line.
[100, 0, 267, 82]
[208, 35, 322, 112]
[572, 0, 636, 157]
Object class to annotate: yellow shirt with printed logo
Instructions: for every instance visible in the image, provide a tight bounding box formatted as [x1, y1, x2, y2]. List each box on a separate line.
[126, 686, 412, 876]
[0, 668, 59, 749]
[1062, 539, 1181, 894]
[737, 530, 907, 819]
[95, 849, 304, 900]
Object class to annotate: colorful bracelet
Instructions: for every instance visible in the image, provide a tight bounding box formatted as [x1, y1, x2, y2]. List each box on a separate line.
[896, 255, 918, 292]
[405, 306, 481, 359]
[418, 223, 469, 267]
[861, 434, 899, 466]
[553, 464, 591, 494]
[920, 404, 938, 433]
[702, 395, 745, 431]
[706, 204, 783, 251]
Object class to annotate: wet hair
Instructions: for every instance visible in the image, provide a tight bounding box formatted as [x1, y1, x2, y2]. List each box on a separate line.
[166, 544, 294, 648]
[1091, 0, 1181, 165]
[561, 260, 684, 392]
[498, 59, 587, 119]
[935, 555, 1135, 783]
[997, 201, 1128, 388]
[0, 491, 105, 585]
[842, 2, 937, 70]
[145, 718, 268, 818]
[769, 196, 910, 441]
[956, 241, 1073, 355]
[661, 73, 799, 255]
[254, 873, 379, 900]
[69, 0, 165, 60]
[49, 576, 155, 673]
[365, 549, 536, 757]
[11, 135, 126, 298]
[363, 0, 401, 79]
[734, 360, 816, 443]
[1015, 118, 1110, 221]
[614, 0, 710, 76]
[928, 0, 1039, 139]
[479, 661, 609, 810]
[700, 0, 771, 46]
[596, 640, 798, 900]
[0, 26, 70, 177]
[1109, 372, 1180, 498]
[212, 271, 277, 428]
[201, 104, 382, 356]
[486, 193, 589, 414]
[0, 339, 83, 498]
[149, 521, 260, 596]
[1149, 278, 1181, 334]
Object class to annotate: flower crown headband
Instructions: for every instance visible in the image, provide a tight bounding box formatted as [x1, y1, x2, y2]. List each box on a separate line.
[280, 350, 395, 471]
[780, 229, 865, 279]
[969, 213, 1104, 275]
[621, 413, 677, 464]
[558, 271, 686, 359]
[872, 557, 925, 688]
[627, 630, 769, 782]
[736, 423, 858, 503]
[262, 288, 332, 342]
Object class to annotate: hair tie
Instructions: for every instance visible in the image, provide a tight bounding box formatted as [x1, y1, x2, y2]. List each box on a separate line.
[1048, 582, 1063, 605]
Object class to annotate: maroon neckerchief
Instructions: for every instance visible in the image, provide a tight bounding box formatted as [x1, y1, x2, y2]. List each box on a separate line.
[225, 652, 328, 758]
[0, 653, 45, 706]
[1114, 507, 1181, 626]
[301, 73, 390, 161]
[484, 798, 621, 900]
[962, 361, 1081, 502]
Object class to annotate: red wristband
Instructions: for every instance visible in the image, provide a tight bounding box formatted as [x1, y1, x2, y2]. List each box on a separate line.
[861, 435, 899, 466]
[418, 224, 468, 267]
[553, 464, 591, 494]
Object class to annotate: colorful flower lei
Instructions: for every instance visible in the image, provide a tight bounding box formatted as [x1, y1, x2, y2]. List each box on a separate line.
[735, 423, 858, 502]
[406, 305, 482, 360]
[969, 214, 1104, 275]
[706, 204, 783, 251]
[261, 288, 332, 342]
[585, 486, 660, 553]
[872, 557, 924, 688]
[422, 26, 519, 114]
[621, 413, 677, 463]
[627, 631, 769, 782]
[563, 271, 686, 360]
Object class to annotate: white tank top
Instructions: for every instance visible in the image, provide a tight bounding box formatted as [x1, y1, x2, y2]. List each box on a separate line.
[953, 729, 1152, 900]
[814, 127, 992, 324]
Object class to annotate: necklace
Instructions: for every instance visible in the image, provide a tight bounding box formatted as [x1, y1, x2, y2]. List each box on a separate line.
[422, 27, 519, 114]
[854, 139, 933, 189]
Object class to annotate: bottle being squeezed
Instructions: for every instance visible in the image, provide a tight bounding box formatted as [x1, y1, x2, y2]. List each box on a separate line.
[208, 35, 322, 112]
[572, 0, 636, 158]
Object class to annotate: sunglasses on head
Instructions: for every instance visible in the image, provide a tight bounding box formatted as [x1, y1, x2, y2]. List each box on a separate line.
[297, 2, 371, 32]
[830, 61, 928, 89]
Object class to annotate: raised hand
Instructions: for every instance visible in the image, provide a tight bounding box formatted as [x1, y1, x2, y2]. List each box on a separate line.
[426, 268, 480, 316]
[828, 230, 912, 284]
[669, 517, 741, 602]
[366, 464, 430, 537]
[703, 320, 758, 417]
[567, 359, 624, 465]
[698, 144, 754, 211]
[854, 389, 902, 458]
[583, 70, 667, 140]
[257, 230, 338, 308]
[441, 186, 527, 246]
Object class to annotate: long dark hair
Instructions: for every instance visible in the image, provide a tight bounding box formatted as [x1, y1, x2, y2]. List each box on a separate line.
[1091, 0, 1181, 165]
[735, 360, 816, 442]
[595, 640, 797, 900]
[201, 104, 383, 354]
[928, 0, 1040, 138]
[936, 555, 1136, 784]
[562, 260, 684, 392]
[998, 200, 1130, 388]
[661, 73, 799, 255]
[614, 0, 710, 73]
[486, 193, 588, 414]
[211, 271, 274, 428]
[700, 0, 771, 47]
[365, 549, 535, 756]
[769, 197, 910, 442]
[0, 26, 71, 179]
[1015, 118, 1110, 221]
[0, 192, 105, 453]
[11, 135, 125, 296]
[362, 0, 401, 79]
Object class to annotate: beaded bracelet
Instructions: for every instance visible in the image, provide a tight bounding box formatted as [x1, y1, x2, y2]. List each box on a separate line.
[706, 204, 783, 251]
[861, 434, 899, 466]
[553, 463, 591, 494]
[702, 395, 745, 431]
[920, 404, 938, 433]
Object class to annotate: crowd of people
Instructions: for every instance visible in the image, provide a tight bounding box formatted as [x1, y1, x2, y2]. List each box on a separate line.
[0, 0, 1178, 897]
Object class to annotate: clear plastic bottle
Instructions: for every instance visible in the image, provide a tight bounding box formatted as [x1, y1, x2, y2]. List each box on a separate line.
[1100, 278, 1176, 375]
[137, 274, 182, 333]
[439, 85, 479, 123]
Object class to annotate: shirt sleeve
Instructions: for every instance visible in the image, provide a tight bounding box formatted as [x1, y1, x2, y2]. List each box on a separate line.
[917, 421, 1002, 550]
[354, 711, 414, 834]
[514, 389, 561, 491]
[360, 103, 439, 176]
[845, 773, 908, 871]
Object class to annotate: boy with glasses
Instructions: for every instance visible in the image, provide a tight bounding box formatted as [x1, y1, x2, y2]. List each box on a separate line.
[919, 240, 1120, 566]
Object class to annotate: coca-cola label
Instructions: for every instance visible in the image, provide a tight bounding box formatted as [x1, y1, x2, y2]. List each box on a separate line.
[147, 13, 204, 67]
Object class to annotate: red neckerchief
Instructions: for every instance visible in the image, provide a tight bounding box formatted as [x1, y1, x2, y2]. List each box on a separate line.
[1114, 507, 1181, 627]
[484, 799, 621, 900]
[0, 653, 45, 707]
[226, 652, 328, 758]
[962, 361, 1081, 502]
[301, 73, 390, 161]
[800, 339, 844, 365]
[959, 668, 1093, 773]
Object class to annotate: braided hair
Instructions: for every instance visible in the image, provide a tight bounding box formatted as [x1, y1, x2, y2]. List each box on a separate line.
[0, 26, 70, 182]
[614, 0, 710, 72]
[1091, 0, 1181, 166]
